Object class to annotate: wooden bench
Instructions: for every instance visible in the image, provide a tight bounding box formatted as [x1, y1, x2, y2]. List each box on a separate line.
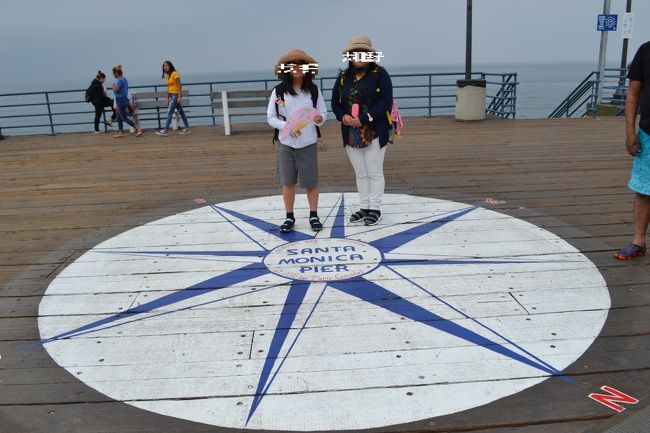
[210, 90, 272, 135]
[133, 90, 190, 129]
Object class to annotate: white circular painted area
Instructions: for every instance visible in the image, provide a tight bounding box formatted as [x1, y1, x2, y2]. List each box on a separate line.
[38, 193, 610, 431]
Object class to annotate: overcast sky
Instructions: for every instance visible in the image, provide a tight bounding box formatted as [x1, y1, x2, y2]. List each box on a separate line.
[2, 0, 649, 87]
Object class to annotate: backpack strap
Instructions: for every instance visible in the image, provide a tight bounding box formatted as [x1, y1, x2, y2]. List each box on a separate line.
[273, 83, 286, 144]
[337, 71, 346, 104]
[309, 83, 321, 139]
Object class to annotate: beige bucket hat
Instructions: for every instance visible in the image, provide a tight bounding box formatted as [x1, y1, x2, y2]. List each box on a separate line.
[342, 35, 376, 54]
[275, 49, 318, 77]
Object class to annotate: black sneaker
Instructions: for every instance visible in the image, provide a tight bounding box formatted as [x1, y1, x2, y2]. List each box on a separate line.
[309, 216, 323, 232]
[280, 218, 295, 233]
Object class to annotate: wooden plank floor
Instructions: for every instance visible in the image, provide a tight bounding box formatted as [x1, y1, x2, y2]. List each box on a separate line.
[1, 117, 649, 433]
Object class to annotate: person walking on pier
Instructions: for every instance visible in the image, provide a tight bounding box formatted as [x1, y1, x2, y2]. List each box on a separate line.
[616, 41, 650, 260]
[156, 60, 190, 136]
[267, 49, 327, 233]
[332, 35, 393, 226]
[88, 71, 117, 134]
[113, 90, 141, 133]
[111, 65, 142, 138]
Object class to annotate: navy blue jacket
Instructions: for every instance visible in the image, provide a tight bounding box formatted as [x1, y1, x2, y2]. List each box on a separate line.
[331, 65, 393, 148]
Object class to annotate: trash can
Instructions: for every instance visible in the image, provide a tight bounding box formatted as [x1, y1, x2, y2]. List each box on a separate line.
[455, 79, 486, 121]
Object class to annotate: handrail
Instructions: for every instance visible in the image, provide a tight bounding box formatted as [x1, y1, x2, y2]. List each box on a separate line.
[483, 72, 517, 119]
[548, 72, 598, 118]
[0, 72, 518, 136]
[549, 68, 629, 118]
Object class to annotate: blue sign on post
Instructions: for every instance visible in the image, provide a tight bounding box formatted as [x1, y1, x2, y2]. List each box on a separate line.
[597, 14, 618, 31]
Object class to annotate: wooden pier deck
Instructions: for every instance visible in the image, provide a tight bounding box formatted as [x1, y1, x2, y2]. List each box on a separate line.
[1, 117, 649, 433]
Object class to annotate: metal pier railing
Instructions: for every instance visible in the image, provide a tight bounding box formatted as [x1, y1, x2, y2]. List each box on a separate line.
[549, 68, 628, 119]
[0, 72, 518, 136]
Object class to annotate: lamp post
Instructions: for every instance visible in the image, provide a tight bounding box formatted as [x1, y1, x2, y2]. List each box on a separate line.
[455, 0, 486, 121]
[465, 0, 472, 80]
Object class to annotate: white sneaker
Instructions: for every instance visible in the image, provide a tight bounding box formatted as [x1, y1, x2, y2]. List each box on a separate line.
[179, 128, 191, 135]
[156, 129, 168, 136]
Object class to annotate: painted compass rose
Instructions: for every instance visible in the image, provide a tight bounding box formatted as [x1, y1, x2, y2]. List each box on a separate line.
[37, 193, 610, 430]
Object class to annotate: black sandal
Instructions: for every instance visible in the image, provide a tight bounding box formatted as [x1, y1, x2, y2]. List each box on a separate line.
[349, 209, 368, 224]
[364, 210, 381, 226]
[280, 218, 295, 233]
[309, 216, 323, 232]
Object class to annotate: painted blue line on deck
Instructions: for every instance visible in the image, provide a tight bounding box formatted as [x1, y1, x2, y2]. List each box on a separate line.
[369, 206, 478, 253]
[246, 279, 310, 424]
[329, 277, 564, 378]
[213, 205, 312, 244]
[385, 265, 576, 384]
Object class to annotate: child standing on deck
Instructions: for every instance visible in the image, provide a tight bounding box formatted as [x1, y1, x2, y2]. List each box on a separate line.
[267, 49, 327, 233]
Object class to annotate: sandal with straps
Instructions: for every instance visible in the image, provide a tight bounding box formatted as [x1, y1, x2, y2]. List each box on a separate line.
[614, 243, 647, 260]
[364, 210, 381, 226]
[349, 209, 368, 224]
[309, 216, 323, 232]
[280, 218, 295, 233]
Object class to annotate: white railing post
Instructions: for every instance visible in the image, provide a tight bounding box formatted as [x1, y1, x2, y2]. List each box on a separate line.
[222, 91, 231, 136]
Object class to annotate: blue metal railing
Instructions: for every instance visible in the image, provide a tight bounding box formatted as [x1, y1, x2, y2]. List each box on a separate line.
[549, 68, 628, 118]
[601, 67, 629, 114]
[0, 72, 518, 136]
[483, 72, 517, 119]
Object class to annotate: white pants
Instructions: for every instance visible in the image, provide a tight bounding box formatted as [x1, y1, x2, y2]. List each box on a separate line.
[345, 138, 386, 210]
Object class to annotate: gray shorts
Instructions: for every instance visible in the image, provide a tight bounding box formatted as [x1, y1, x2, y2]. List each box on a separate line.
[277, 143, 319, 188]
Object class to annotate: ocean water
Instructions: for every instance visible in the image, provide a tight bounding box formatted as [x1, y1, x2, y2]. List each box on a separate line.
[0, 62, 607, 135]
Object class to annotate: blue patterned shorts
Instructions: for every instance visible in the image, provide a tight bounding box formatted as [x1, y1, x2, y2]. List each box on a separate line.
[629, 128, 650, 196]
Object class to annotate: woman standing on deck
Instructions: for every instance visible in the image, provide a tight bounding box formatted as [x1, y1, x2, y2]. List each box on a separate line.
[332, 35, 393, 226]
[88, 71, 117, 134]
[267, 49, 327, 233]
[111, 65, 142, 138]
[156, 60, 190, 136]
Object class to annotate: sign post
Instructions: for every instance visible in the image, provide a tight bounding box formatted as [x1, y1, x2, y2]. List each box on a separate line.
[618, 1, 633, 96]
[596, 0, 614, 105]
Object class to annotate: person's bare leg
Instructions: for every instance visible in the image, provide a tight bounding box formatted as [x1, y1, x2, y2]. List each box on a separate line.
[306, 186, 319, 212]
[306, 186, 322, 231]
[283, 185, 296, 213]
[633, 193, 650, 246]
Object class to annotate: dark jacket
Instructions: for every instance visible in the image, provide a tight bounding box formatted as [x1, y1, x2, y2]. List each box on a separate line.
[89, 79, 109, 105]
[331, 64, 393, 148]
